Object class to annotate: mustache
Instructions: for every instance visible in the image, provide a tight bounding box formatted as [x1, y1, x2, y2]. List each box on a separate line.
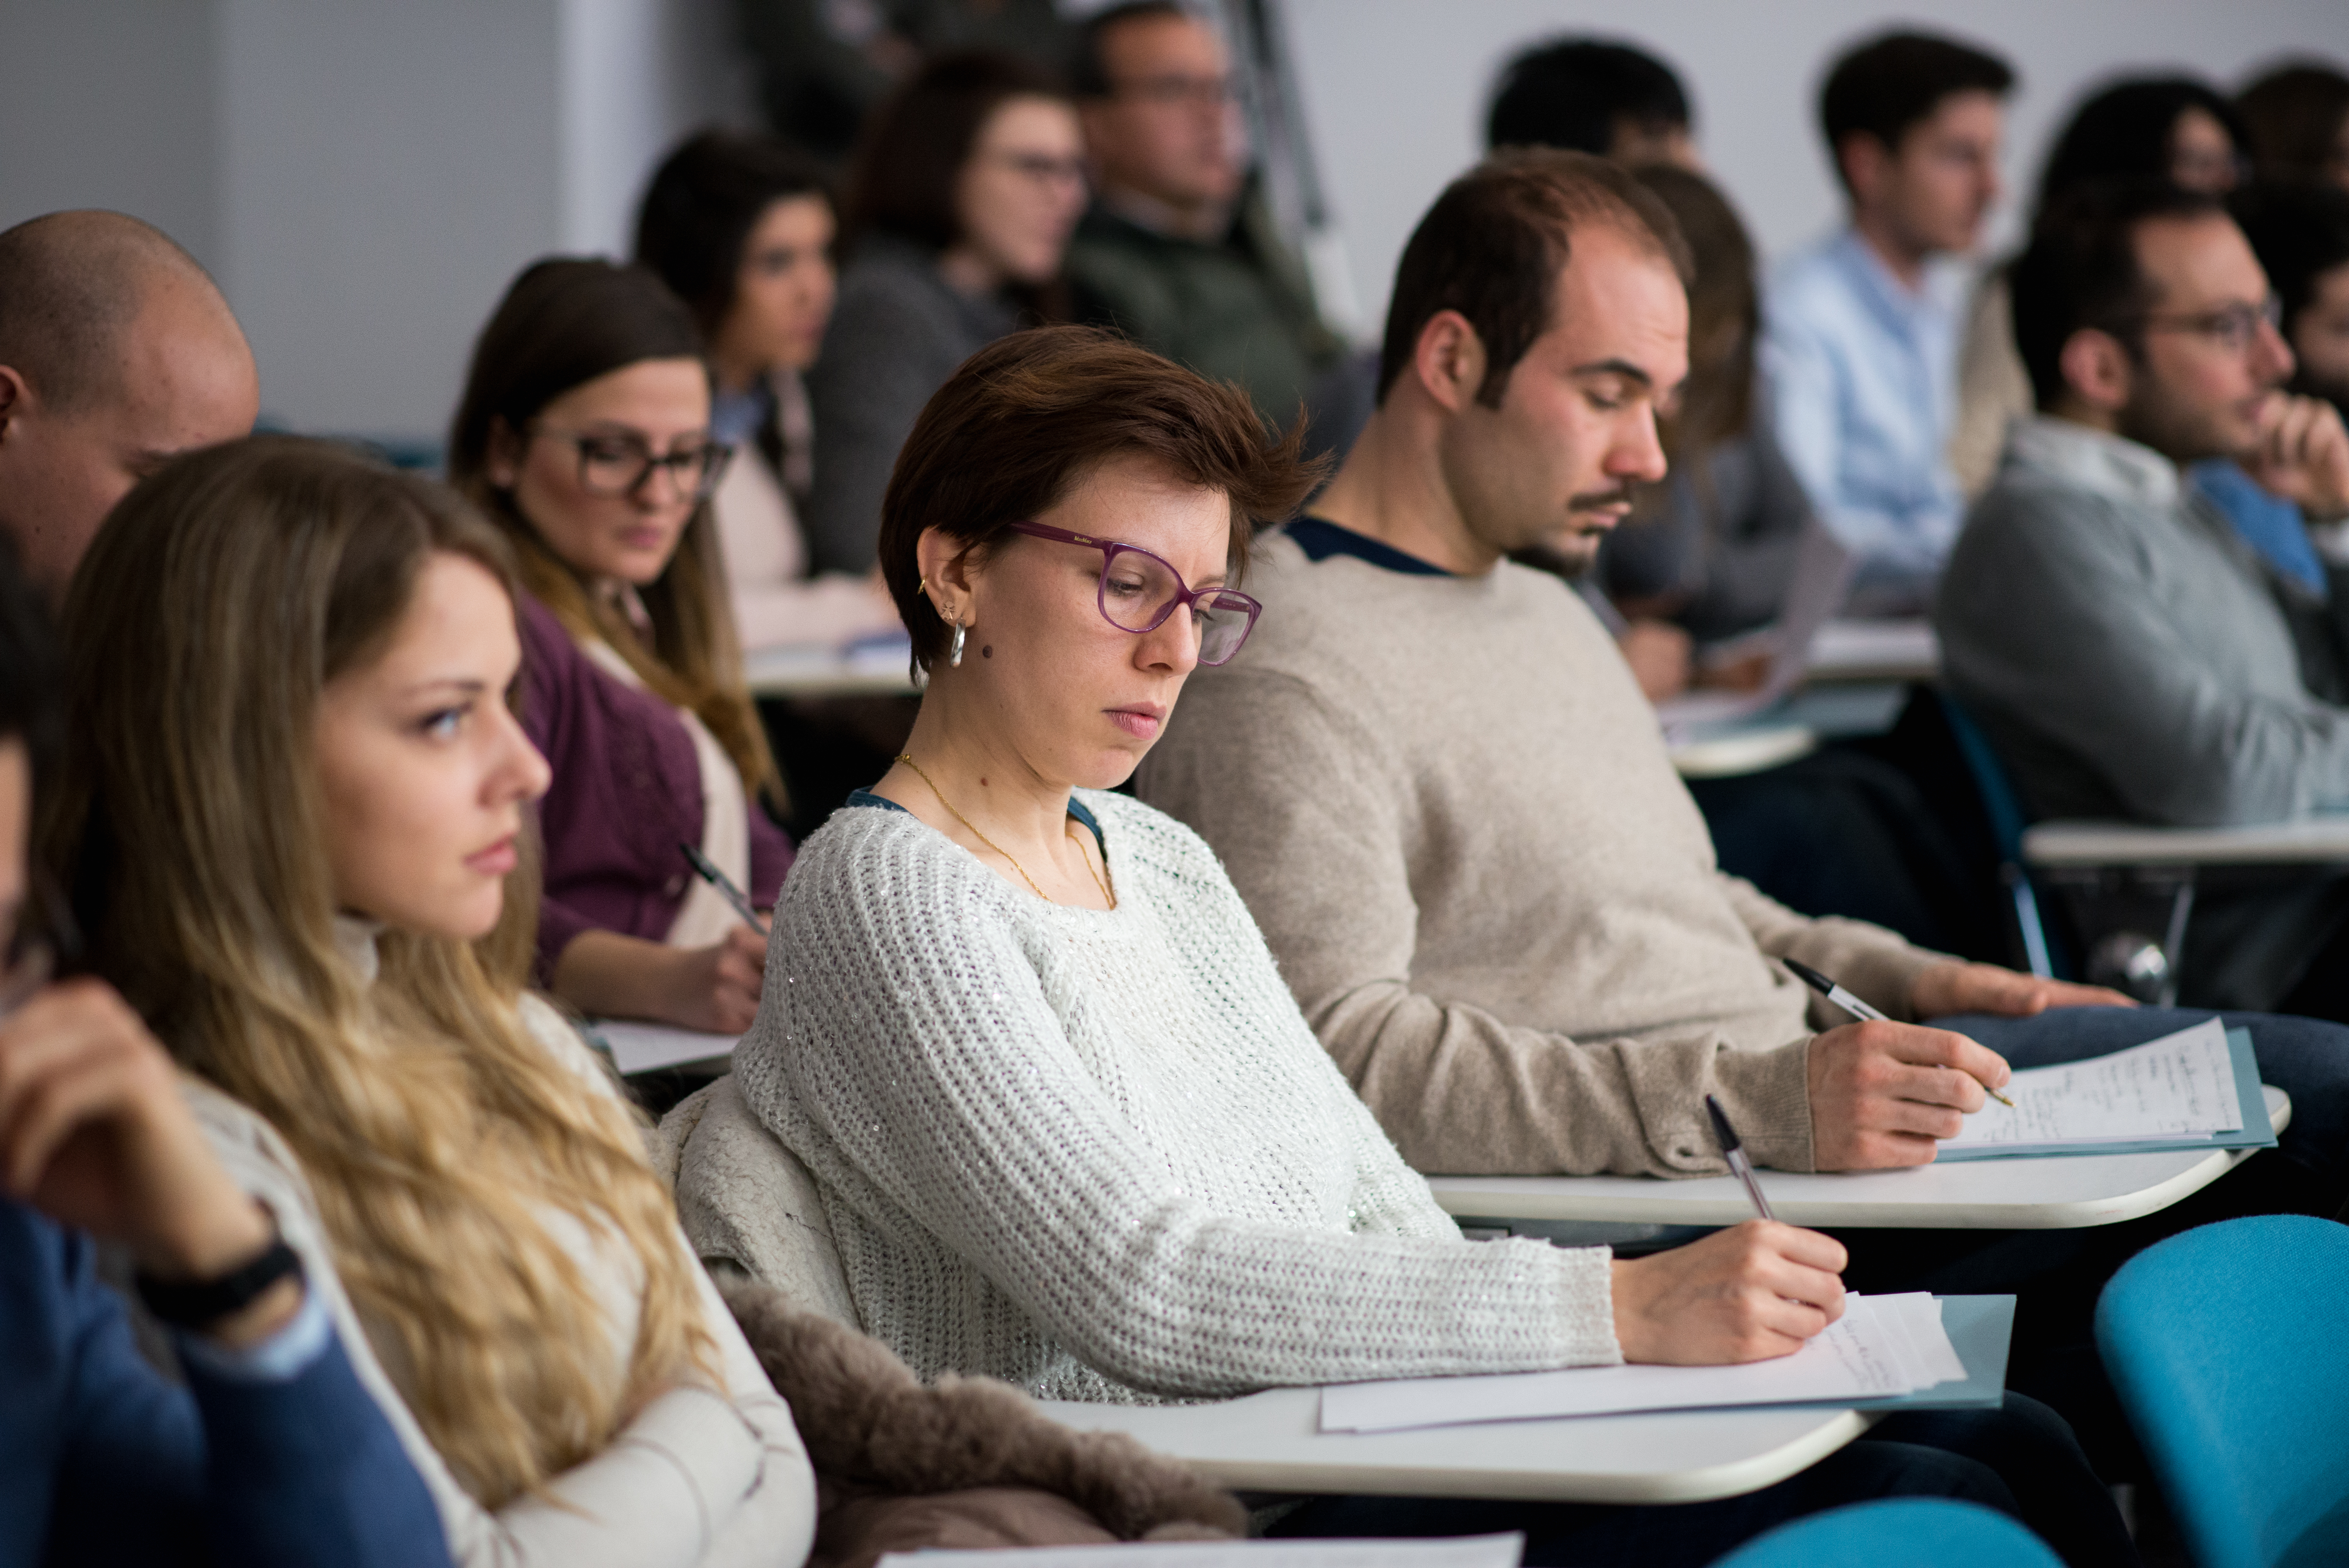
[1567, 485, 1638, 515]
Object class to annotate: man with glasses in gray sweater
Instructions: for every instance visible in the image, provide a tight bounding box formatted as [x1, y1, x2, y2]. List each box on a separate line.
[1936, 182, 2349, 1023]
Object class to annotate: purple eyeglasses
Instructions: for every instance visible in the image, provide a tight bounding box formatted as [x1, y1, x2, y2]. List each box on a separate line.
[1007, 521, 1262, 665]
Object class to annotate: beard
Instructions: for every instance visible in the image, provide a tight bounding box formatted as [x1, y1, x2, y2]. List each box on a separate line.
[2116, 377, 2262, 466]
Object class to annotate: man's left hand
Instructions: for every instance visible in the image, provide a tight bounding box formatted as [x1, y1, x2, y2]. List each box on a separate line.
[1909, 960, 2136, 1020]
[2243, 394, 2349, 521]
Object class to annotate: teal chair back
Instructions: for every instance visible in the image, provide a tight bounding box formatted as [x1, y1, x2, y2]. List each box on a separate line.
[2096, 1215, 2349, 1568]
[1706, 1499, 2060, 1566]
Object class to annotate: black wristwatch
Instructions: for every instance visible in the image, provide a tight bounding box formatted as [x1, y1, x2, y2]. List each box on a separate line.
[136, 1236, 305, 1330]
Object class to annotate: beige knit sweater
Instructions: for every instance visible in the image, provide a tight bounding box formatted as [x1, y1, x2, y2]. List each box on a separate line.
[1137, 529, 1944, 1177]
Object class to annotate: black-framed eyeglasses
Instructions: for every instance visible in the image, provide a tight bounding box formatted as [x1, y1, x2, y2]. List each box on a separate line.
[2123, 296, 2283, 356]
[1007, 521, 1262, 665]
[532, 426, 734, 501]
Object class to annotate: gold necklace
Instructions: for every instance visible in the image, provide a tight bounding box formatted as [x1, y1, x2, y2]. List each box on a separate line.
[895, 754, 1114, 908]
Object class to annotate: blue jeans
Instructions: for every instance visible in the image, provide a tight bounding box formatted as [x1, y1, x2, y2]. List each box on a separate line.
[1832, 1005, 2349, 1476]
[1267, 1393, 2132, 1567]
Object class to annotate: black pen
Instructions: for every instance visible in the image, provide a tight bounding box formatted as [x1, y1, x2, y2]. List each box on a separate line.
[679, 842, 766, 932]
[1782, 957, 2015, 1107]
[1703, 1094, 1777, 1222]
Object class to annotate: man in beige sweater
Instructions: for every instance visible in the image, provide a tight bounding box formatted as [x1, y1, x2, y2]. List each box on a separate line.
[1138, 150, 2128, 1179]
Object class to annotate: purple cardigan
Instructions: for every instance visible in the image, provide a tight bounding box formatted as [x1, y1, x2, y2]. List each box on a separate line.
[517, 593, 792, 978]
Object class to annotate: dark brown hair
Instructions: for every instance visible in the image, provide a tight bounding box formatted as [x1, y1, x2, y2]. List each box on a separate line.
[1632, 165, 1757, 455]
[1818, 30, 2013, 194]
[2237, 64, 2349, 186]
[1377, 148, 1693, 408]
[2011, 181, 2229, 410]
[634, 128, 831, 339]
[878, 326, 1322, 671]
[842, 50, 1069, 254]
[446, 257, 779, 800]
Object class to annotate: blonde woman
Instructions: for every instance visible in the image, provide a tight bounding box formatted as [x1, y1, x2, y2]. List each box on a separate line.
[52, 437, 816, 1566]
[449, 258, 790, 1035]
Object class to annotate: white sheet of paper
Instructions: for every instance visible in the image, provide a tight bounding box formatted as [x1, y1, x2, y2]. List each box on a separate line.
[1940, 1018, 2242, 1153]
[588, 1020, 738, 1075]
[1317, 1293, 1960, 1434]
[879, 1535, 1524, 1567]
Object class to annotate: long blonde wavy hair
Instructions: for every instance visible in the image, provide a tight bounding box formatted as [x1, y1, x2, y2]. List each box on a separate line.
[51, 436, 711, 1506]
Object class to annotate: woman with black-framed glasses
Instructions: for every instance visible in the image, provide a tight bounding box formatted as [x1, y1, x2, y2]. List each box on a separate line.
[447, 257, 794, 1036]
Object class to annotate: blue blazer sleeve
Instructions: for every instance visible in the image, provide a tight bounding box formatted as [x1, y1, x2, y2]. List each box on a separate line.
[4, 1201, 451, 1568]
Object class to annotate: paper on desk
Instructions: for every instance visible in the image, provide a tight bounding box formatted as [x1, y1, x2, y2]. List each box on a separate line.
[1317, 1293, 1961, 1434]
[879, 1536, 1524, 1567]
[582, 1020, 739, 1076]
[1940, 1018, 2241, 1155]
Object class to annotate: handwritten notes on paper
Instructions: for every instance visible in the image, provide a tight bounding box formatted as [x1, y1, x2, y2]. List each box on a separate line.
[1939, 1017, 2243, 1156]
[1317, 1294, 1963, 1434]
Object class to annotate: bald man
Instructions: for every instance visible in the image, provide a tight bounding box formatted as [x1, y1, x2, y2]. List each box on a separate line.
[0, 211, 259, 601]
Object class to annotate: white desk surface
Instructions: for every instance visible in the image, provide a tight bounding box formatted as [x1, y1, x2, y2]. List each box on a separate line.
[1800, 619, 1939, 685]
[1426, 1087, 2289, 1231]
[745, 641, 919, 699]
[1039, 1386, 1871, 1505]
[2023, 814, 2349, 868]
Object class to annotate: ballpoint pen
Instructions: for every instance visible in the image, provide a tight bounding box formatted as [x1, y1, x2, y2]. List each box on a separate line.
[1703, 1094, 1777, 1222]
[678, 841, 766, 931]
[1782, 957, 2016, 1107]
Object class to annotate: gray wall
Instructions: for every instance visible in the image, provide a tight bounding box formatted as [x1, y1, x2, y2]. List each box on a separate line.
[1285, 0, 2349, 337]
[0, 0, 753, 444]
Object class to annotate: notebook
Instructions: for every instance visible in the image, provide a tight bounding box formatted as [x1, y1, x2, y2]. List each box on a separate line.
[1934, 1018, 2275, 1162]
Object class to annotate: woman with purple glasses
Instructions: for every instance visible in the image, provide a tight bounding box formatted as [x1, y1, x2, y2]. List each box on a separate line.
[679, 326, 2058, 1563]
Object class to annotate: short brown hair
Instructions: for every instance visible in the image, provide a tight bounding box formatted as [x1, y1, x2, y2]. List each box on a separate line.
[879, 326, 1323, 671]
[1376, 148, 1692, 408]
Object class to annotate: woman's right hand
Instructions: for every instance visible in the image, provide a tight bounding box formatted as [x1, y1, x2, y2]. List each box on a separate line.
[552, 923, 771, 1035]
[664, 923, 770, 1035]
[1608, 1220, 1848, 1364]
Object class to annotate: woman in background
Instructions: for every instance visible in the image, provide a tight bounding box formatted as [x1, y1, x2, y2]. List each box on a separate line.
[635, 129, 900, 653]
[53, 438, 815, 1565]
[1592, 164, 1815, 702]
[451, 259, 788, 1035]
[2239, 62, 2349, 191]
[801, 51, 1088, 577]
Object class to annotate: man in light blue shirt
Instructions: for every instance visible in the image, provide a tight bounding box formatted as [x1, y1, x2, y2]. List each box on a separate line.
[1765, 31, 2014, 614]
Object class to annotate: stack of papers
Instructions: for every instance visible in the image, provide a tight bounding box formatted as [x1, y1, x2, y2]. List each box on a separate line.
[1939, 1017, 2246, 1160]
[1318, 1293, 1965, 1434]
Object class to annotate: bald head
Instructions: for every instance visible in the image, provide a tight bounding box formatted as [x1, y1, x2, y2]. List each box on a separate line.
[0, 211, 258, 600]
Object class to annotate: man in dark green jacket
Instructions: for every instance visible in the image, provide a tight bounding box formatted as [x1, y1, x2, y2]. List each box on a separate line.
[1067, 2, 1346, 433]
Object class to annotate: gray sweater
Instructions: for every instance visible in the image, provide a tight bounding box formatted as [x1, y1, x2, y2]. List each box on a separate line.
[1137, 528, 1943, 1178]
[801, 236, 1023, 575]
[1936, 417, 2349, 827]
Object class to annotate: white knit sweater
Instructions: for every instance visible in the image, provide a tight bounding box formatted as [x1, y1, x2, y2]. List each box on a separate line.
[185, 923, 816, 1568]
[734, 790, 1620, 1404]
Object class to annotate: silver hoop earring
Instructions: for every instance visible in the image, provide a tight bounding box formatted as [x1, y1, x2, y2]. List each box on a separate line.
[949, 620, 967, 668]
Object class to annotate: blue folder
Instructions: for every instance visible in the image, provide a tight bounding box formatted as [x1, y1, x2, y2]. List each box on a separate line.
[1932, 1027, 2276, 1164]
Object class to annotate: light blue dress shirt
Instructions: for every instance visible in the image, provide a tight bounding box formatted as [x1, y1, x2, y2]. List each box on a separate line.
[1763, 229, 1969, 613]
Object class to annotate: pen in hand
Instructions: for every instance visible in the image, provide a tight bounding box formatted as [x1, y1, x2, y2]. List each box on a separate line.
[1782, 958, 2016, 1108]
[1703, 1094, 1777, 1222]
[679, 842, 768, 933]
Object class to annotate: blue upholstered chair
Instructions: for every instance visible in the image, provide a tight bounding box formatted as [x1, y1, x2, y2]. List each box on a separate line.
[1706, 1499, 2060, 1567]
[2096, 1214, 2349, 1568]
